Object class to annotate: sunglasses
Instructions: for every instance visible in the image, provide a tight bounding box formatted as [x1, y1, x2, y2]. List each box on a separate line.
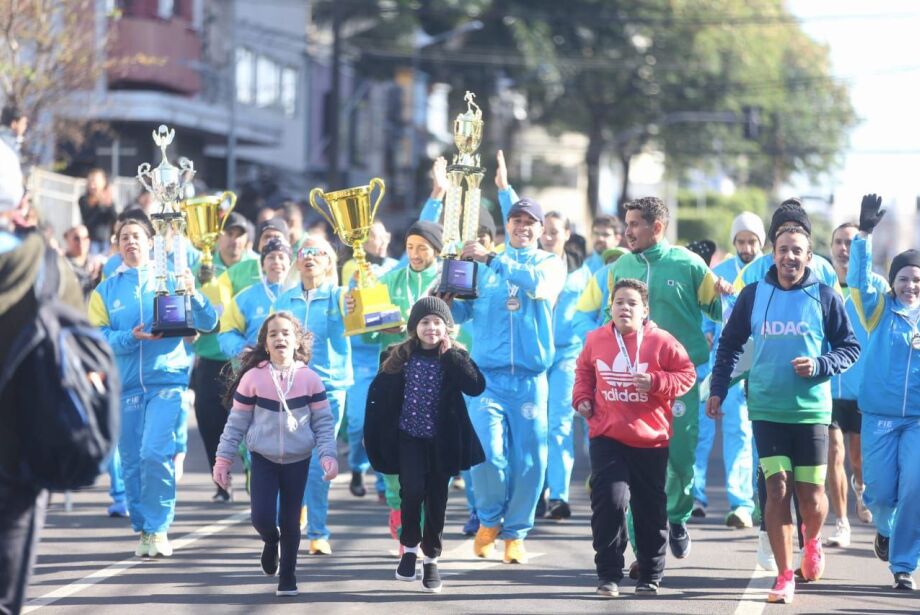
[298, 246, 327, 258]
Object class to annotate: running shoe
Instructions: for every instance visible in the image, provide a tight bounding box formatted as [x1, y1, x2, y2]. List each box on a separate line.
[135, 532, 151, 557]
[276, 574, 298, 597]
[874, 532, 890, 562]
[452, 474, 466, 491]
[691, 500, 707, 519]
[800, 534, 825, 581]
[756, 530, 777, 572]
[767, 570, 795, 604]
[826, 518, 851, 547]
[261, 540, 279, 576]
[596, 580, 619, 598]
[308, 538, 332, 555]
[668, 523, 691, 559]
[422, 562, 442, 593]
[893, 572, 916, 591]
[851, 476, 873, 523]
[473, 525, 500, 558]
[635, 580, 660, 595]
[211, 486, 232, 503]
[349, 471, 366, 497]
[462, 511, 480, 536]
[503, 539, 528, 564]
[149, 532, 173, 557]
[395, 550, 418, 581]
[546, 499, 572, 520]
[725, 507, 753, 529]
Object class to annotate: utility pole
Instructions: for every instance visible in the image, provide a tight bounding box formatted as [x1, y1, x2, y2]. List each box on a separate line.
[227, 0, 238, 190]
[326, 0, 342, 188]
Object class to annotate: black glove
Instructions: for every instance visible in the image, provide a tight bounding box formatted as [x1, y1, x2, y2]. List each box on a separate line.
[197, 263, 214, 285]
[858, 193, 885, 233]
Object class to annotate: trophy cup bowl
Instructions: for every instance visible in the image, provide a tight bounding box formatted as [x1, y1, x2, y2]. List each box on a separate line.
[183, 191, 238, 268]
[309, 178, 404, 336]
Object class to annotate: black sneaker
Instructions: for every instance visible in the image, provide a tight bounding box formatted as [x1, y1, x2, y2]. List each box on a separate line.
[535, 494, 548, 519]
[395, 551, 418, 581]
[422, 562, 442, 593]
[211, 486, 232, 503]
[275, 574, 298, 597]
[546, 500, 572, 520]
[596, 580, 619, 598]
[893, 572, 915, 591]
[635, 580, 660, 595]
[874, 533, 890, 562]
[668, 523, 691, 559]
[260, 541, 279, 576]
[349, 471, 366, 497]
[628, 561, 639, 580]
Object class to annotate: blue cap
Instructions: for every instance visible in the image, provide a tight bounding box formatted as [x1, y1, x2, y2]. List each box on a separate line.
[507, 197, 544, 225]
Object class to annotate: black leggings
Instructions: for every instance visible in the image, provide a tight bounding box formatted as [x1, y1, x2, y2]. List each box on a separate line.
[250, 452, 309, 579]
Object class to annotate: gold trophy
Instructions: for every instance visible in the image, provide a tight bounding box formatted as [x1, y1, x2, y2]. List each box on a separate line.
[137, 124, 197, 337]
[308, 178, 403, 335]
[182, 191, 238, 279]
[438, 91, 484, 298]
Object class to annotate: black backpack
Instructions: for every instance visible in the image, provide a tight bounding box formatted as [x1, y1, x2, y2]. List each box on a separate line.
[0, 248, 120, 490]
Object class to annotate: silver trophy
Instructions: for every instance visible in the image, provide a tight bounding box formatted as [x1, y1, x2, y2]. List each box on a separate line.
[137, 125, 198, 337]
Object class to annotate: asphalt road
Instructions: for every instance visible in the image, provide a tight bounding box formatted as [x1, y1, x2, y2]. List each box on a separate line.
[23, 416, 920, 615]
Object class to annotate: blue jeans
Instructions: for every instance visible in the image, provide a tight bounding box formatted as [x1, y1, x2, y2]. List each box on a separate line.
[692, 383, 755, 512]
[469, 370, 548, 540]
[303, 389, 345, 540]
[546, 350, 578, 502]
[120, 386, 187, 534]
[861, 414, 920, 575]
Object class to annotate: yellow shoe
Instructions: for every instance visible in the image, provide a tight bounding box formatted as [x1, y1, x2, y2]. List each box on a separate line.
[299, 506, 307, 531]
[503, 539, 528, 564]
[309, 538, 332, 555]
[473, 525, 501, 558]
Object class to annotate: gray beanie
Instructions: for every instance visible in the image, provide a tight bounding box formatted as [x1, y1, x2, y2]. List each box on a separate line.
[408, 296, 453, 333]
[730, 212, 766, 246]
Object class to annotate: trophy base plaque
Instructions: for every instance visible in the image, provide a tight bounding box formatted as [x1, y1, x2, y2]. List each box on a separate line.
[345, 284, 404, 336]
[152, 294, 198, 338]
[437, 258, 479, 299]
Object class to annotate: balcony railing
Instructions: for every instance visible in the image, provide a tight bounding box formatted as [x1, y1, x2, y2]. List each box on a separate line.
[107, 17, 201, 95]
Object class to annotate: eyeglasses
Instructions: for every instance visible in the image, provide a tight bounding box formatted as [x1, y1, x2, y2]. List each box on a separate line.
[298, 246, 327, 258]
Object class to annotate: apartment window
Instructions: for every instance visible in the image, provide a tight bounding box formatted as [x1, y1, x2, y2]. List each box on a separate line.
[280, 67, 297, 117]
[256, 56, 280, 108]
[157, 0, 175, 19]
[236, 48, 254, 104]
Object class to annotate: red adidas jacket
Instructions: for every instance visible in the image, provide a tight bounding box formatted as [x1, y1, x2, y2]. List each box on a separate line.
[572, 320, 696, 449]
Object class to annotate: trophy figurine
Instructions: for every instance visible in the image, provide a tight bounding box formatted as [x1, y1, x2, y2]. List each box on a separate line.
[182, 191, 238, 281]
[137, 124, 198, 337]
[309, 178, 404, 336]
[437, 91, 484, 298]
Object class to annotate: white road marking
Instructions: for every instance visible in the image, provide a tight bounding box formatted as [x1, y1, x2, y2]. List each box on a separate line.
[733, 567, 774, 615]
[23, 510, 250, 613]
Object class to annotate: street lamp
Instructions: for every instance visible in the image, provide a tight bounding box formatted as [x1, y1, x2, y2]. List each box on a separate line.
[408, 20, 483, 211]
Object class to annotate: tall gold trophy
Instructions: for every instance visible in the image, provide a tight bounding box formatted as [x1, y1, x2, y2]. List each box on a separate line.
[437, 91, 484, 298]
[309, 178, 403, 335]
[182, 191, 238, 279]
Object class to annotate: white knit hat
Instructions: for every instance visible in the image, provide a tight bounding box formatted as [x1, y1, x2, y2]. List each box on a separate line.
[0, 139, 23, 213]
[730, 212, 765, 246]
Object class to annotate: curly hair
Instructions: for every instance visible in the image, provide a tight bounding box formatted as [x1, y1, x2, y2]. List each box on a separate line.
[612, 278, 649, 307]
[221, 312, 314, 408]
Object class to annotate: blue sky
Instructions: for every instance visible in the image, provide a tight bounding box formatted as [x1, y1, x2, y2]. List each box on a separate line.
[787, 0, 920, 231]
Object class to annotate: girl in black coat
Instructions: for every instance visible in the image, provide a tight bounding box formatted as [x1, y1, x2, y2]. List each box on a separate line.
[364, 296, 485, 593]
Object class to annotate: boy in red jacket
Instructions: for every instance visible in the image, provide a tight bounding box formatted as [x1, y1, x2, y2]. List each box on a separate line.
[573, 278, 696, 598]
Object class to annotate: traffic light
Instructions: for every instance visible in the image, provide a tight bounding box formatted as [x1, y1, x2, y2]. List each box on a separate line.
[742, 106, 761, 140]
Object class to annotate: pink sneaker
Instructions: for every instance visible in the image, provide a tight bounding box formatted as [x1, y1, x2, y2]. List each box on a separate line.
[801, 533, 825, 581]
[388, 509, 401, 541]
[768, 570, 795, 604]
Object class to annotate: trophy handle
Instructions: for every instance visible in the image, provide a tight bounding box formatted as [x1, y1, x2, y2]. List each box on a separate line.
[137, 163, 153, 193]
[216, 191, 238, 233]
[369, 177, 386, 221]
[308, 187, 336, 229]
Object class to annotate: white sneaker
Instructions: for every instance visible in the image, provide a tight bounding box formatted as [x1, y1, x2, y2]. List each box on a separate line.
[826, 518, 851, 547]
[851, 476, 873, 524]
[726, 507, 754, 529]
[149, 532, 173, 557]
[756, 530, 777, 571]
[135, 532, 151, 557]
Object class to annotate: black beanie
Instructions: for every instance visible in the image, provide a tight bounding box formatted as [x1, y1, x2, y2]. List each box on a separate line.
[889, 250, 920, 285]
[261, 237, 291, 263]
[767, 199, 811, 243]
[407, 296, 453, 333]
[406, 220, 444, 253]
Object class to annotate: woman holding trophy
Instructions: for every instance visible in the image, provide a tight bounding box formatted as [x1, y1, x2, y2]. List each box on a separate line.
[275, 235, 353, 555]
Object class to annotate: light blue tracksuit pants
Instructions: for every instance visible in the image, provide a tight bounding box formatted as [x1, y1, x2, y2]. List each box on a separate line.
[304, 389, 346, 540]
[546, 349, 579, 502]
[469, 370, 548, 540]
[861, 414, 920, 575]
[120, 386, 188, 534]
[692, 383, 755, 512]
[107, 446, 125, 504]
[346, 345, 377, 474]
